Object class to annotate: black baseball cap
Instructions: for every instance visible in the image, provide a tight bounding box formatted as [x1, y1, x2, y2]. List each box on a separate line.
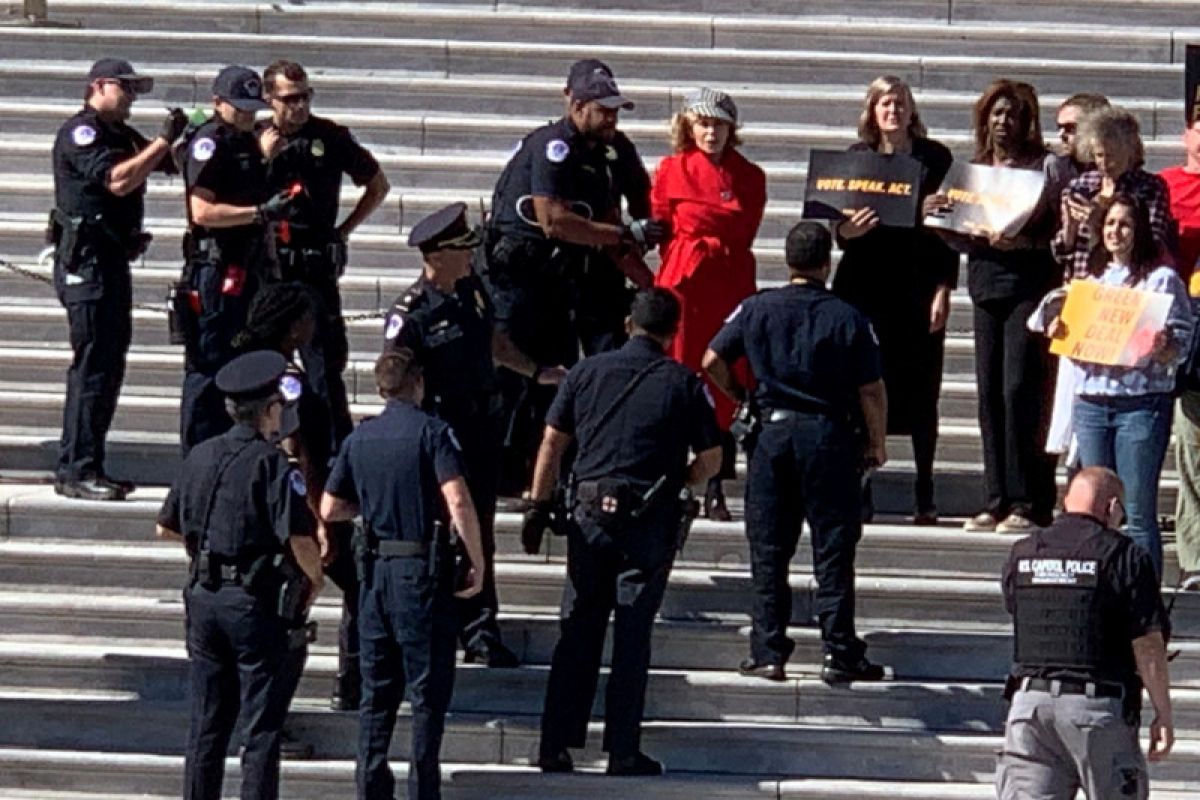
[212, 65, 269, 111]
[87, 58, 153, 95]
[568, 65, 634, 111]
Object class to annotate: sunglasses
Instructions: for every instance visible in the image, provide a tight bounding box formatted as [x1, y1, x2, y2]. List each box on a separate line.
[274, 88, 314, 106]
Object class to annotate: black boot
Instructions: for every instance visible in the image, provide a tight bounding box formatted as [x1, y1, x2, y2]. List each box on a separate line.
[330, 655, 361, 712]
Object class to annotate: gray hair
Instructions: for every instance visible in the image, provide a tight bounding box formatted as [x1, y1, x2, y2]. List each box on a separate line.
[1078, 106, 1144, 166]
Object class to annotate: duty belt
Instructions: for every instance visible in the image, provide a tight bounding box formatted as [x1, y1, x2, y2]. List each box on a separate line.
[372, 539, 429, 559]
[1020, 677, 1125, 700]
[765, 407, 829, 423]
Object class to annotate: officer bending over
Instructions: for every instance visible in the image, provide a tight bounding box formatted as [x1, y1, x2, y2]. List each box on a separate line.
[704, 221, 889, 684]
[261, 59, 390, 444]
[483, 64, 667, 495]
[155, 350, 324, 800]
[384, 203, 528, 668]
[177, 65, 300, 453]
[51, 58, 186, 500]
[320, 350, 485, 800]
[997, 467, 1173, 800]
[523, 288, 722, 776]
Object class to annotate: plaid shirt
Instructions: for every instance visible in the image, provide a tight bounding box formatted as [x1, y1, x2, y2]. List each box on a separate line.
[1051, 168, 1177, 279]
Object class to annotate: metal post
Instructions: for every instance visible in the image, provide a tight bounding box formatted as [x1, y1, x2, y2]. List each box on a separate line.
[3, 0, 78, 27]
[23, 0, 48, 22]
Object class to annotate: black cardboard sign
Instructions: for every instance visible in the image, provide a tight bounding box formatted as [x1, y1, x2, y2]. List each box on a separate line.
[802, 149, 923, 228]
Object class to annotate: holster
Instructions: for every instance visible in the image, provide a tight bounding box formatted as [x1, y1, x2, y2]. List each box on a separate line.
[576, 477, 640, 529]
[484, 230, 556, 283]
[730, 399, 762, 453]
[676, 487, 700, 552]
[49, 208, 83, 274]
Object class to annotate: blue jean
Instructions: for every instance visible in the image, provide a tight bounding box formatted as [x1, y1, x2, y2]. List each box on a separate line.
[1073, 393, 1172, 578]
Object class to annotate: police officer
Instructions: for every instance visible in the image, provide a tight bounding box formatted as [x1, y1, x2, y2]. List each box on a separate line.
[236, 282, 362, 710]
[522, 288, 722, 775]
[483, 64, 667, 494]
[261, 59, 390, 445]
[703, 221, 889, 684]
[562, 59, 653, 356]
[996, 467, 1173, 799]
[320, 349, 485, 800]
[384, 203, 534, 667]
[155, 350, 324, 800]
[177, 65, 300, 454]
[51, 58, 187, 500]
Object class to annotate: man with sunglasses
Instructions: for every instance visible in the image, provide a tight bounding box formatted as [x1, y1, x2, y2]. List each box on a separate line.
[382, 202, 534, 668]
[260, 59, 390, 447]
[997, 467, 1173, 800]
[51, 58, 188, 500]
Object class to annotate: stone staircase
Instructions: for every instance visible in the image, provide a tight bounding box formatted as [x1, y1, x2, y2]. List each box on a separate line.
[1, 1, 1200, 797]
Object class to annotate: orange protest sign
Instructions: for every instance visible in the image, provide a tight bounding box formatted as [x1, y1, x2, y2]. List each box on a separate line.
[1049, 281, 1173, 366]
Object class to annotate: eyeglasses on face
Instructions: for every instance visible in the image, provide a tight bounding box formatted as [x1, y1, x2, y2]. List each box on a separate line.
[274, 88, 314, 106]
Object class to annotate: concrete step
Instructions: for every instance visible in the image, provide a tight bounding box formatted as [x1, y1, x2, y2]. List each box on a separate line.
[0, 27, 1187, 99]
[33, 1, 1183, 65]
[0, 541, 1197, 634]
[0, 640, 1016, 731]
[0, 61, 1173, 135]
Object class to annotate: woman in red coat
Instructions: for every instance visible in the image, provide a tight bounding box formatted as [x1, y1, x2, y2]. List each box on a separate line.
[653, 88, 767, 519]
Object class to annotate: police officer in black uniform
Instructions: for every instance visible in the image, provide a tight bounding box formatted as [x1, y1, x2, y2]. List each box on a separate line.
[51, 58, 187, 500]
[320, 349, 485, 800]
[562, 59, 653, 356]
[235, 282, 363, 710]
[261, 59, 390, 444]
[384, 203, 533, 667]
[704, 221, 889, 684]
[155, 350, 324, 800]
[483, 65, 667, 494]
[997, 467, 1174, 799]
[522, 288, 722, 776]
[177, 65, 300, 454]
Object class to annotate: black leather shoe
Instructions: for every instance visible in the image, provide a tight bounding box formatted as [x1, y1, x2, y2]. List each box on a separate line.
[606, 752, 664, 776]
[463, 641, 520, 668]
[737, 658, 786, 682]
[537, 748, 574, 773]
[278, 729, 314, 760]
[821, 654, 887, 685]
[100, 474, 137, 495]
[54, 476, 124, 501]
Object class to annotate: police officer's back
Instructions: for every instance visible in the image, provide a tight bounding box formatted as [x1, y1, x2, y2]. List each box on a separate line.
[155, 350, 322, 800]
[51, 58, 186, 500]
[383, 202, 520, 667]
[260, 58, 390, 444]
[704, 220, 889, 685]
[522, 288, 722, 776]
[320, 350, 484, 800]
[176, 65, 301, 453]
[997, 467, 1173, 800]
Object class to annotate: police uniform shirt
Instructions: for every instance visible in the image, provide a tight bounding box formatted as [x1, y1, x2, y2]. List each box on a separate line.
[265, 114, 380, 234]
[1002, 512, 1169, 690]
[182, 118, 269, 253]
[53, 106, 150, 247]
[546, 335, 721, 486]
[157, 422, 315, 557]
[708, 282, 883, 415]
[382, 273, 498, 407]
[325, 400, 466, 542]
[489, 117, 619, 242]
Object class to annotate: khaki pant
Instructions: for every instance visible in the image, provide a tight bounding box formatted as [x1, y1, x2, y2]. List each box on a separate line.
[1175, 392, 1200, 573]
[996, 687, 1147, 800]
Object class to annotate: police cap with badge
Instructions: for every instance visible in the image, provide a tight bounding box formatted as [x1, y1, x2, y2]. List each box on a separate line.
[212, 65, 269, 111]
[407, 202, 482, 254]
[87, 58, 154, 96]
[567, 64, 635, 111]
[215, 350, 300, 437]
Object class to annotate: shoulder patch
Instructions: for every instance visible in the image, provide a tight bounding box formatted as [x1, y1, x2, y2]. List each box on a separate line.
[191, 137, 216, 162]
[384, 314, 404, 340]
[724, 303, 744, 324]
[546, 139, 570, 164]
[288, 468, 307, 497]
[279, 374, 303, 402]
[72, 125, 97, 147]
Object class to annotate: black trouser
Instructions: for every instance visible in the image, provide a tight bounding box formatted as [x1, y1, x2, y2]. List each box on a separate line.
[181, 369, 232, 457]
[540, 505, 675, 758]
[575, 254, 631, 357]
[57, 271, 132, 482]
[325, 521, 360, 670]
[443, 402, 505, 651]
[184, 582, 300, 800]
[744, 412, 865, 665]
[357, 555, 457, 800]
[298, 280, 352, 447]
[973, 297, 1057, 519]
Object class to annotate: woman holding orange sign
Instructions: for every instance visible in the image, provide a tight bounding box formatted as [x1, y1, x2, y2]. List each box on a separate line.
[1044, 193, 1193, 577]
